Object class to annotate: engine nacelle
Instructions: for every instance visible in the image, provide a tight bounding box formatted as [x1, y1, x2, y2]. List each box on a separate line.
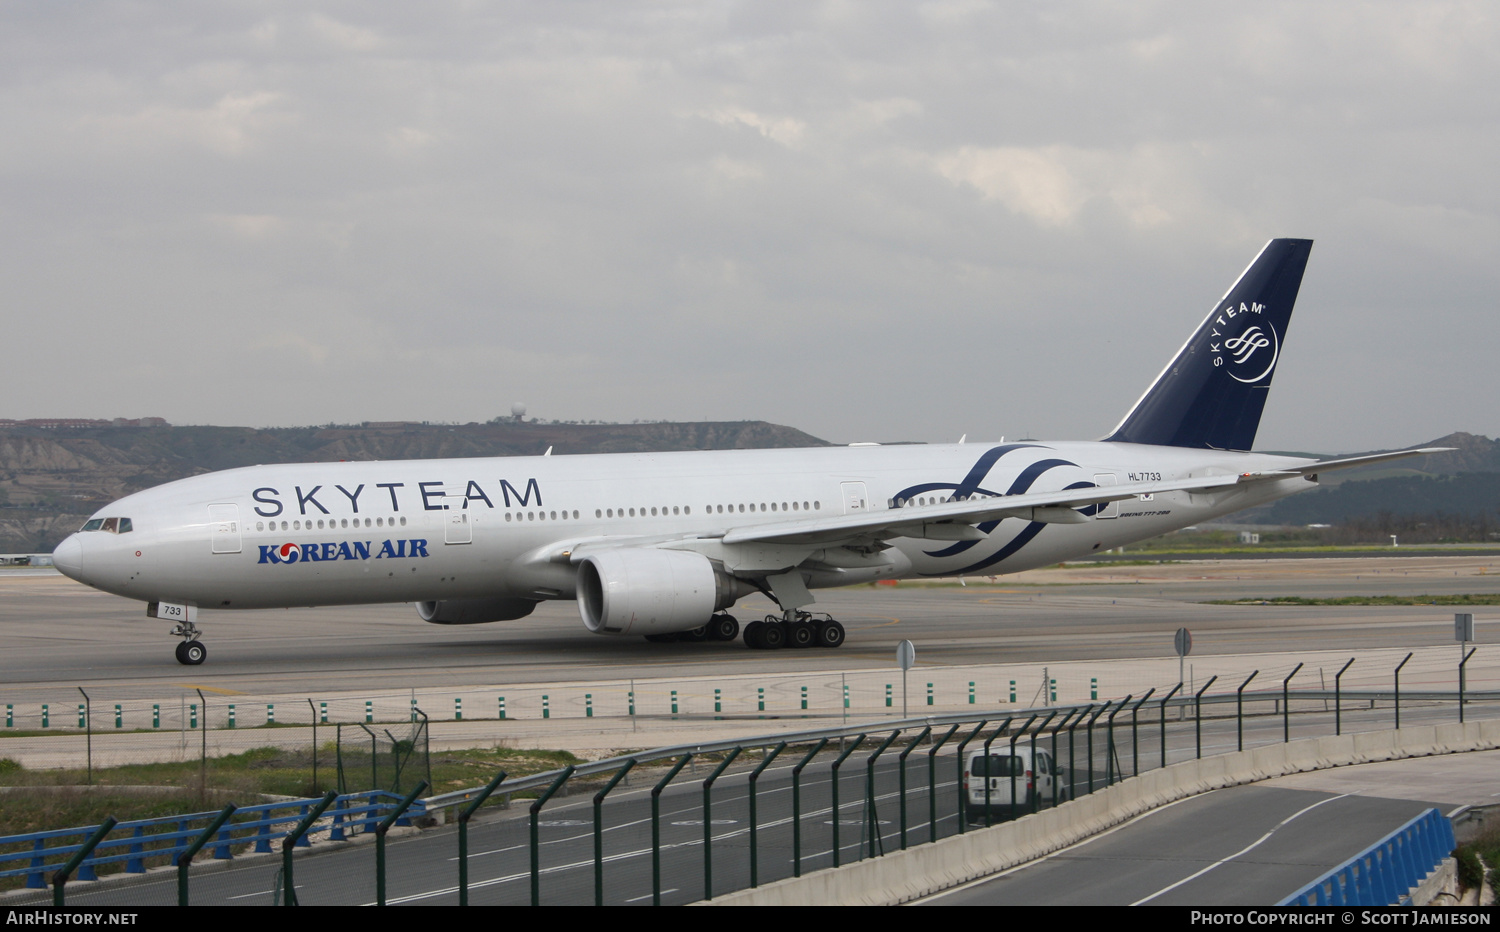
[416, 597, 539, 625]
[576, 548, 747, 636]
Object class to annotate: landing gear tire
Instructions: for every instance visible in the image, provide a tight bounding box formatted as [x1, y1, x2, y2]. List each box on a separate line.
[758, 623, 786, 650]
[709, 614, 740, 642]
[175, 640, 206, 665]
[814, 620, 846, 648]
[743, 620, 765, 648]
[787, 623, 815, 649]
[680, 625, 709, 643]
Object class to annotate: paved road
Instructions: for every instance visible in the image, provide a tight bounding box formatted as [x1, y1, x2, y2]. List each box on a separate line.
[917, 748, 1500, 906]
[918, 786, 1443, 906]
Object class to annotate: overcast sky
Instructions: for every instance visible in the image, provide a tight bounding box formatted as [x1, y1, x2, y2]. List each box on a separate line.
[4, 2, 1496, 452]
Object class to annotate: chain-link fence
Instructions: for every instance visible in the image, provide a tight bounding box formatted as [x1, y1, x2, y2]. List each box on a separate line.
[4, 667, 1497, 906]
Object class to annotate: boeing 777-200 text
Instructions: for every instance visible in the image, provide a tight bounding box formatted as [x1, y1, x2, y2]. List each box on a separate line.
[51, 239, 1445, 664]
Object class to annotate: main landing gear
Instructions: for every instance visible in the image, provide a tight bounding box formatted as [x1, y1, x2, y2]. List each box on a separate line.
[172, 620, 207, 666]
[641, 613, 742, 644]
[744, 611, 845, 650]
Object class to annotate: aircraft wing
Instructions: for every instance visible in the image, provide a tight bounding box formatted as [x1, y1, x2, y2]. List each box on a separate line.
[719, 475, 1235, 547]
[719, 446, 1449, 548]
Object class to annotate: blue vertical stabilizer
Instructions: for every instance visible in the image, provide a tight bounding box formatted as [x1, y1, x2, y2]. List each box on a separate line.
[1105, 238, 1313, 451]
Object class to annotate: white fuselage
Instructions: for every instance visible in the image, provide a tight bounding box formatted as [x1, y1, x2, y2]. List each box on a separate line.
[54, 440, 1313, 613]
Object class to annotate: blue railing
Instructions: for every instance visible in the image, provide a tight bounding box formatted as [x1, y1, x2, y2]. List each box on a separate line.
[0, 791, 423, 889]
[1278, 808, 1455, 906]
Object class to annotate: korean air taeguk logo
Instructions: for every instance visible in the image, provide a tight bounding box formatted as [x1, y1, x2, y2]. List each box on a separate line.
[1209, 301, 1279, 384]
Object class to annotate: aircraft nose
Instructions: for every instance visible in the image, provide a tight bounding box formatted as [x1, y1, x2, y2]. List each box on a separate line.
[53, 534, 84, 581]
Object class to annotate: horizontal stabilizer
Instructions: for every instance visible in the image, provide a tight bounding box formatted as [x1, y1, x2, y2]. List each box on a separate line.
[1237, 447, 1453, 480]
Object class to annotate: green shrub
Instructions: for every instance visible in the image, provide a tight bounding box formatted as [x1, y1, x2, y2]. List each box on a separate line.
[1453, 845, 1484, 891]
[0, 759, 21, 774]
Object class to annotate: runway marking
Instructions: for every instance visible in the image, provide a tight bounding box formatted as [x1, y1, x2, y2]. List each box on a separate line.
[171, 683, 246, 695]
[1129, 793, 1349, 905]
[626, 888, 677, 902]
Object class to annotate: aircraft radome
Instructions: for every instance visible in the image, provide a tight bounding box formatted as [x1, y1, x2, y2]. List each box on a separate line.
[52, 239, 1446, 664]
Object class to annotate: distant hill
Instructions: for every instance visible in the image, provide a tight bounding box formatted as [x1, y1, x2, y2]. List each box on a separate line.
[0, 420, 829, 551]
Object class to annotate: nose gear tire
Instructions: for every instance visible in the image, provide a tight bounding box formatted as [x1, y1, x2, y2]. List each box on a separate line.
[175, 640, 207, 665]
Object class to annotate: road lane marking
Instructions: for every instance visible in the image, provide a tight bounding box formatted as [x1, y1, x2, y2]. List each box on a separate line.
[1129, 793, 1349, 905]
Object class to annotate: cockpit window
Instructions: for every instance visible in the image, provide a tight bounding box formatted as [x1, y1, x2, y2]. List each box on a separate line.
[80, 517, 132, 533]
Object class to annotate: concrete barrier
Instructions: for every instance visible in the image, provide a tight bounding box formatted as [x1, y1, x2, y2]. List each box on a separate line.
[702, 719, 1500, 906]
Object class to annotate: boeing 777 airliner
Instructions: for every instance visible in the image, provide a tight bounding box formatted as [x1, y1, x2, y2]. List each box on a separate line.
[51, 239, 1443, 664]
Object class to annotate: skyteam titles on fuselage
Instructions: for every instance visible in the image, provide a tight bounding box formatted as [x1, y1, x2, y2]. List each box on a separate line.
[250, 478, 541, 517]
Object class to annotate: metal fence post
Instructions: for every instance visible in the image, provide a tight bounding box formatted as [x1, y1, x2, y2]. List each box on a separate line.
[749, 743, 786, 887]
[1394, 652, 1413, 730]
[377, 780, 428, 906]
[1460, 648, 1476, 723]
[1159, 684, 1182, 769]
[1007, 716, 1037, 815]
[863, 731, 902, 859]
[927, 725, 960, 843]
[1236, 671, 1258, 752]
[1067, 708, 1088, 799]
[1130, 690, 1153, 777]
[830, 735, 867, 867]
[1084, 703, 1109, 794]
[459, 770, 507, 907]
[177, 805, 236, 906]
[1334, 658, 1354, 735]
[1282, 662, 1304, 743]
[701, 747, 742, 901]
[52, 818, 116, 907]
[1050, 708, 1080, 806]
[652, 754, 693, 904]
[897, 728, 930, 848]
[529, 766, 575, 907]
[1105, 697, 1129, 787]
[590, 761, 633, 906]
[952, 721, 987, 833]
[281, 791, 338, 906]
[1030, 711, 1057, 811]
[1194, 676, 1218, 760]
[980, 719, 1013, 828]
[792, 739, 827, 878]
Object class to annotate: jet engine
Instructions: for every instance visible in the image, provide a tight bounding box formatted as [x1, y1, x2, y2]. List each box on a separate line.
[576, 548, 750, 636]
[416, 597, 539, 625]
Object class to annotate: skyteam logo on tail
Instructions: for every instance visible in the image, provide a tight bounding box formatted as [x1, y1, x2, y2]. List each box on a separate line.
[1209, 302, 1280, 384]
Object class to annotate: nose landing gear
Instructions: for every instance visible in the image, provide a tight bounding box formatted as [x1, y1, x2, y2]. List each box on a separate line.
[172, 620, 207, 665]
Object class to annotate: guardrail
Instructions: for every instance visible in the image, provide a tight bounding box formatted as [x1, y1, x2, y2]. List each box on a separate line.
[0, 790, 422, 904]
[1278, 808, 1456, 906]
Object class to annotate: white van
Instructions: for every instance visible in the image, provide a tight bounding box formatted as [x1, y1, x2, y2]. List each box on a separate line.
[964, 745, 1068, 821]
